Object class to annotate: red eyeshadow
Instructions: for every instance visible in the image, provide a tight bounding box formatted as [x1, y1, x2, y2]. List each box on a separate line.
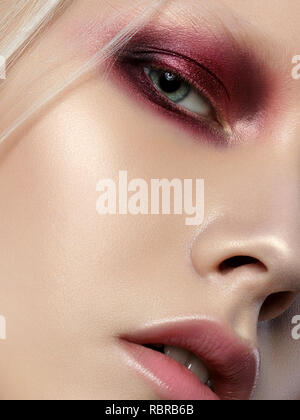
[110, 25, 276, 145]
[127, 27, 273, 115]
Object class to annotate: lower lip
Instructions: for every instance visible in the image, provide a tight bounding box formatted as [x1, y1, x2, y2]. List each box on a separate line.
[121, 341, 219, 400]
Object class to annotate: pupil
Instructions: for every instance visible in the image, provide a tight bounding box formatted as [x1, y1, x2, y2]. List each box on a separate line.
[159, 72, 182, 93]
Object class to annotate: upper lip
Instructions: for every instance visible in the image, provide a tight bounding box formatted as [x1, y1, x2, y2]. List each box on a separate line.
[120, 318, 260, 400]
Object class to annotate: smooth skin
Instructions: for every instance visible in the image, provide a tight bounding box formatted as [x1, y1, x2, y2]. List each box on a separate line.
[0, 0, 299, 399]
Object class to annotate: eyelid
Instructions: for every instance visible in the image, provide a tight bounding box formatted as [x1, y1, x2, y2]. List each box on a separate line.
[113, 48, 234, 144]
[130, 46, 230, 100]
[121, 48, 231, 125]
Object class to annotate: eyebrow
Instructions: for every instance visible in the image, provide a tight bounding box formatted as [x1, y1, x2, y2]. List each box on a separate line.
[162, 0, 292, 79]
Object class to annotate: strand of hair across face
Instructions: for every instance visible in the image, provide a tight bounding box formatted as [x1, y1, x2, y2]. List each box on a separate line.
[0, 0, 167, 145]
[1, 0, 62, 62]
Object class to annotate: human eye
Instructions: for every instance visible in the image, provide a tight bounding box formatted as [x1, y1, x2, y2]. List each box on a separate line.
[113, 45, 232, 144]
[144, 67, 216, 121]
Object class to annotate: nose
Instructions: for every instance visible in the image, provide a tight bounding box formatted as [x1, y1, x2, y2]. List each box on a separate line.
[191, 226, 299, 321]
[190, 183, 300, 340]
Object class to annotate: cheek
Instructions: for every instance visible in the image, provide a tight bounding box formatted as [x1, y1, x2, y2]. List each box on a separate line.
[0, 86, 132, 324]
[0, 79, 185, 398]
[0, 78, 185, 333]
[0, 74, 217, 334]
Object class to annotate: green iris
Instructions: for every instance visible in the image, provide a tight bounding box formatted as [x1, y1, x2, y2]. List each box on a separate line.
[148, 70, 191, 103]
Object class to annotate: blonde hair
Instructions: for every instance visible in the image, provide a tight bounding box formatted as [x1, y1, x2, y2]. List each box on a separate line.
[0, 0, 68, 67]
[0, 0, 166, 144]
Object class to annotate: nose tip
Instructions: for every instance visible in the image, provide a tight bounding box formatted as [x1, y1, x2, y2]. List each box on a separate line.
[191, 232, 299, 323]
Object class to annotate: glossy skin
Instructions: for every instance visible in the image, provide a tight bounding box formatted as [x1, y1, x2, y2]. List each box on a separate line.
[0, 0, 299, 400]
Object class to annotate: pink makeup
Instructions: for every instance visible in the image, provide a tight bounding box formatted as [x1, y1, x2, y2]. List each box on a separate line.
[111, 26, 275, 145]
[120, 319, 259, 400]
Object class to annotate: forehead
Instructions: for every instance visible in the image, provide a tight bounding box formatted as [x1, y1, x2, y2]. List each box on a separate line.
[152, 0, 300, 102]
[160, 0, 299, 50]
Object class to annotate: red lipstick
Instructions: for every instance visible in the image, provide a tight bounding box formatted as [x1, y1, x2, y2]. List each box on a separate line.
[120, 319, 259, 400]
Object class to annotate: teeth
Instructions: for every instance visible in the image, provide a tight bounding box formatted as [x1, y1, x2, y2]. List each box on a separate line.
[164, 346, 210, 385]
[164, 346, 191, 365]
[185, 353, 210, 385]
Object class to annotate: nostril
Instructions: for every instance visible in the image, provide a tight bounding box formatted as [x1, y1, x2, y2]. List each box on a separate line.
[219, 256, 266, 274]
[259, 291, 296, 322]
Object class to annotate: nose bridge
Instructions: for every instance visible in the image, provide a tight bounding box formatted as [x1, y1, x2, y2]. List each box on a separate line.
[190, 139, 300, 328]
[197, 140, 300, 265]
[187, 79, 300, 342]
[227, 142, 299, 222]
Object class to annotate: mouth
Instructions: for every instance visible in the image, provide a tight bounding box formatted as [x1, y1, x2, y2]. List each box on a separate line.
[119, 319, 259, 400]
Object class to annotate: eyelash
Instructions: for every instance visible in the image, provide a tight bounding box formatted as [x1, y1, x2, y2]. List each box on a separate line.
[144, 67, 219, 124]
[115, 49, 231, 144]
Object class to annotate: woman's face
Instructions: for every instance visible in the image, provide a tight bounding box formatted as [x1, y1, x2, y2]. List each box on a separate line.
[0, 0, 299, 400]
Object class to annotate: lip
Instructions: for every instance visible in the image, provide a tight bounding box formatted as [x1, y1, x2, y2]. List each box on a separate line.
[119, 319, 260, 400]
